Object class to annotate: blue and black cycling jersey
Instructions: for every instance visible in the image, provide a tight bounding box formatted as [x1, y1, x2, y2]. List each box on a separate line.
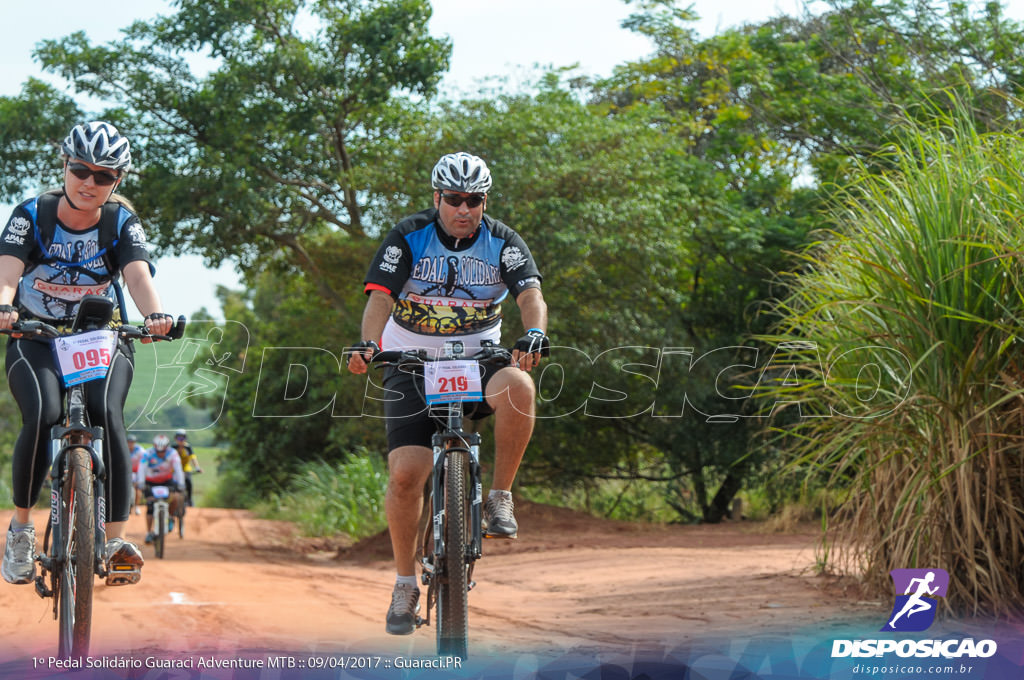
[364, 208, 542, 337]
[0, 194, 153, 322]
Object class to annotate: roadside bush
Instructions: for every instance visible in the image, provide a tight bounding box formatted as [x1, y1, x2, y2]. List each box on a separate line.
[256, 453, 387, 540]
[760, 100, 1024, 617]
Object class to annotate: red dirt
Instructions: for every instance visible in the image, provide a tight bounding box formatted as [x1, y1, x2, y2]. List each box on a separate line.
[0, 502, 885, 663]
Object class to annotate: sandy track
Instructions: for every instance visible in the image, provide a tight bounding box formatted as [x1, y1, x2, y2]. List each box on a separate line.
[0, 503, 884, 662]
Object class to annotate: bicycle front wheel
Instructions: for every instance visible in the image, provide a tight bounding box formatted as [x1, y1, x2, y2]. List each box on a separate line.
[154, 503, 166, 559]
[437, 448, 469, 658]
[57, 447, 95, 659]
[176, 499, 186, 539]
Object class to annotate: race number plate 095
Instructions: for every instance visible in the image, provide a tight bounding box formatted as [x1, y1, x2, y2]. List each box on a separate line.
[52, 330, 118, 387]
[424, 360, 483, 404]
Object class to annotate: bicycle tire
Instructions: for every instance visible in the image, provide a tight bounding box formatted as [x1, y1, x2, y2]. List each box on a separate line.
[57, 447, 95, 659]
[436, 448, 469, 658]
[154, 503, 166, 559]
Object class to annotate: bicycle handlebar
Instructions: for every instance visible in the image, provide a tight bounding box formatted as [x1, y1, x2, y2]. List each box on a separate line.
[0, 316, 187, 343]
[348, 343, 514, 370]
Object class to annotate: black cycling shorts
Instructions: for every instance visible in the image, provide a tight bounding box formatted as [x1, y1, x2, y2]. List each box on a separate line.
[381, 361, 502, 451]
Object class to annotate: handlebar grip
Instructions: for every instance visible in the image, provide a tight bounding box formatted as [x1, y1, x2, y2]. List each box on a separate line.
[168, 315, 187, 340]
[7, 320, 61, 339]
[373, 350, 411, 363]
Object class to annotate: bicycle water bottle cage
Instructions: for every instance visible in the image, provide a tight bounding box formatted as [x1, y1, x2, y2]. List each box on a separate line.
[72, 295, 114, 332]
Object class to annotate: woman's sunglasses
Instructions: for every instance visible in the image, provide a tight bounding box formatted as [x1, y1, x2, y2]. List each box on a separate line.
[440, 193, 485, 208]
[67, 162, 120, 186]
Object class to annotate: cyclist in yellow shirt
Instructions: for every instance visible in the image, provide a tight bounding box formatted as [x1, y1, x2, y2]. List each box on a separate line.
[172, 429, 202, 507]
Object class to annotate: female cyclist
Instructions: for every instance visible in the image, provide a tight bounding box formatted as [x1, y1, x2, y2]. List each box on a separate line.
[0, 121, 174, 586]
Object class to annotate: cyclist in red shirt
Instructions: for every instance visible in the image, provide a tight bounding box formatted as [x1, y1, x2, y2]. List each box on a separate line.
[134, 434, 185, 544]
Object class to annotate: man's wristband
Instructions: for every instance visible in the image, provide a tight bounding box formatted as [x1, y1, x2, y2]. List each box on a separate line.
[527, 328, 545, 335]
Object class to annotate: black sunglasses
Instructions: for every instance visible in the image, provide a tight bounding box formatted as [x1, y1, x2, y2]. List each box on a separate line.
[67, 162, 120, 186]
[440, 192, 485, 208]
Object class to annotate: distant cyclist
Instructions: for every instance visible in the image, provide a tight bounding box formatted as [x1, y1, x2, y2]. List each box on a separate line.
[128, 433, 146, 515]
[172, 428, 202, 507]
[0, 121, 175, 586]
[134, 434, 185, 544]
[347, 152, 549, 635]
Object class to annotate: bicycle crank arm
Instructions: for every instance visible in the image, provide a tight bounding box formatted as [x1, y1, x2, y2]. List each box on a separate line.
[33, 575, 53, 599]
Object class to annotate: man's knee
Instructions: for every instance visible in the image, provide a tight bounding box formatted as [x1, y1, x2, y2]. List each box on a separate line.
[487, 369, 536, 414]
[387, 447, 431, 494]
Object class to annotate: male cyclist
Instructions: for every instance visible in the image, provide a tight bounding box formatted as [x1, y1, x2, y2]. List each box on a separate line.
[347, 152, 549, 636]
[134, 434, 185, 544]
[128, 433, 146, 515]
[173, 428, 202, 506]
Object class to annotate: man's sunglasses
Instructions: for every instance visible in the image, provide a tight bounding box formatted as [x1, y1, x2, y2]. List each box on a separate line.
[67, 162, 120, 186]
[440, 193, 485, 208]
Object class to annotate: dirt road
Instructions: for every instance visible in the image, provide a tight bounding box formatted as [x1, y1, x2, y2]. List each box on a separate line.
[0, 502, 885, 669]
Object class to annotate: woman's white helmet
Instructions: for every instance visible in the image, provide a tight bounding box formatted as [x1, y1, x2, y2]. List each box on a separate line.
[61, 121, 132, 172]
[431, 152, 492, 194]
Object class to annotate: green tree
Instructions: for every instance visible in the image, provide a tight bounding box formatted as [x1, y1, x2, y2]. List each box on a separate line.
[0, 79, 84, 198]
[198, 236, 384, 497]
[553, 0, 1024, 520]
[0, 0, 450, 494]
[3, 0, 450, 303]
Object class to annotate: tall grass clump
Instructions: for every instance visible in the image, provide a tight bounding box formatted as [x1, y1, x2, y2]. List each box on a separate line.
[760, 100, 1024, 618]
[257, 453, 388, 540]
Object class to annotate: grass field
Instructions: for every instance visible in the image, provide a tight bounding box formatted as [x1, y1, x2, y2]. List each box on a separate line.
[125, 338, 223, 447]
[189, 446, 225, 507]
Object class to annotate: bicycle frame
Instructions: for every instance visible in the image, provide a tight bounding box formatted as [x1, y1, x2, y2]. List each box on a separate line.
[362, 341, 511, 658]
[145, 485, 179, 559]
[2, 294, 185, 659]
[39, 385, 109, 590]
[425, 400, 484, 585]
[153, 498, 168, 559]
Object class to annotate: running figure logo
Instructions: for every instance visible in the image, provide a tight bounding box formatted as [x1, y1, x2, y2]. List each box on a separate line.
[881, 568, 949, 632]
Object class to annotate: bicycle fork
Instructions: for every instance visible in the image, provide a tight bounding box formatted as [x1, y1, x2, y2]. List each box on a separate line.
[418, 431, 483, 628]
[35, 433, 108, 600]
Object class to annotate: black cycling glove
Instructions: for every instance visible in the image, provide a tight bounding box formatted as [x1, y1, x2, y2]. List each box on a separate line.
[350, 340, 380, 357]
[513, 329, 550, 357]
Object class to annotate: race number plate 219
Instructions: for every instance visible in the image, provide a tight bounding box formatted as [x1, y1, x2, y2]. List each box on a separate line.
[424, 360, 483, 404]
[52, 330, 118, 387]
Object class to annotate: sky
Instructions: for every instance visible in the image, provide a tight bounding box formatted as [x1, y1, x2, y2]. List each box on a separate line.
[0, 0, 1014, 319]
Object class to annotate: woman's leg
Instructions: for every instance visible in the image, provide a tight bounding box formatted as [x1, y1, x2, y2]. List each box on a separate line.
[5, 339, 63, 512]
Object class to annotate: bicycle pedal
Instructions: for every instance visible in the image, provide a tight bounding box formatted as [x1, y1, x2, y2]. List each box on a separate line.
[483, 531, 517, 540]
[105, 565, 141, 586]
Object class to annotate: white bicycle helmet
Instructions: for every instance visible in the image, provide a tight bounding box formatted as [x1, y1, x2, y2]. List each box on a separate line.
[61, 121, 132, 172]
[431, 152, 492, 194]
[153, 434, 170, 450]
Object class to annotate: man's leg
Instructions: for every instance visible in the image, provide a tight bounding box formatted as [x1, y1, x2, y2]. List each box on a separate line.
[486, 367, 536, 489]
[384, 445, 432, 635]
[482, 367, 537, 537]
[386, 445, 433, 575]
